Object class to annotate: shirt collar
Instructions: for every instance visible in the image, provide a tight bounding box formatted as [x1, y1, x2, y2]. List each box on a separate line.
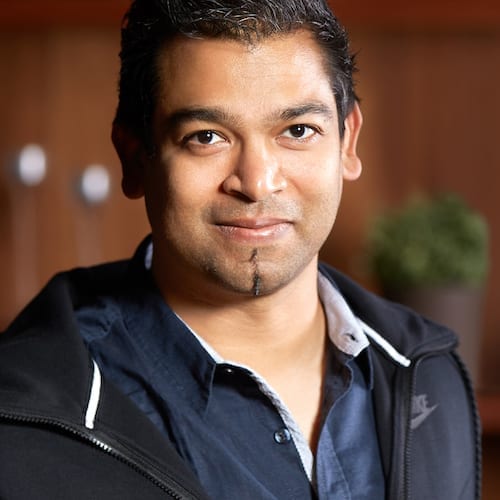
[181, 270, 371, 364]
[143, 238, 369, 357]
[317, 272, 370, 357]
[136, 241, 373, 411]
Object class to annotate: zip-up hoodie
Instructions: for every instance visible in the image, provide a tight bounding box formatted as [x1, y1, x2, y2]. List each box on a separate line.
[0, 250, 480, 499]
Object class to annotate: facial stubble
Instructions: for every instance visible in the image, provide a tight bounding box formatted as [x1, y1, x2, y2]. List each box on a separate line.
[250, 248, 262, 297]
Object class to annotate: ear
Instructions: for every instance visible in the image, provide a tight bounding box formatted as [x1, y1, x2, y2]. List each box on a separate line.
[111, 122, 146, 199]
[341, 101, 363, 181]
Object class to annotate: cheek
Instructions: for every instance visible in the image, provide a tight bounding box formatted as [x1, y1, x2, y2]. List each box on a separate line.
[300, 163, 343, 232]
[306, 190, 340, 233]
[146, 163, 218, 241]
[165, 154, 223, 201]
[297, 155, 343, 202]
[143, 161, 176, 232]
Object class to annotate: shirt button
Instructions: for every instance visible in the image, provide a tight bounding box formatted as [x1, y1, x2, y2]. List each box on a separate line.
[274, 428, 291, 444]
[344, 332, 358, 342]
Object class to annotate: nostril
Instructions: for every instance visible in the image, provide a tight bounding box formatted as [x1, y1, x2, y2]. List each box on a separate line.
[222, 167, 286, 202]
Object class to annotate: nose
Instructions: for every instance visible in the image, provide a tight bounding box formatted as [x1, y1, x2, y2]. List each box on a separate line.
[222, 142, 287, 201]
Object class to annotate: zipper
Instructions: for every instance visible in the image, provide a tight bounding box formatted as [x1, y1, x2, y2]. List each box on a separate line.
[389, 353, 432, 500]
[387, 361, 413, 500]
[0, 412, 194, 500]
[402, 358, 419, 500]
[452, 352, 482, 500]
[396, 348, 480, 500]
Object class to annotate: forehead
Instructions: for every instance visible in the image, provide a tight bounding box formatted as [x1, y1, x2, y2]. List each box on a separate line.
[154, 30, 336, 117]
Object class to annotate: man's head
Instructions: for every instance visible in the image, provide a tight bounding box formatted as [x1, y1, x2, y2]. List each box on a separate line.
[114, 0, 357, 145]
[112, 0, 363, 302]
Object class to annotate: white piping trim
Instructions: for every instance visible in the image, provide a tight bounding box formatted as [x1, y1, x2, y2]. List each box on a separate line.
[357, 318, 412, 367]
[85, 360, 102, 430]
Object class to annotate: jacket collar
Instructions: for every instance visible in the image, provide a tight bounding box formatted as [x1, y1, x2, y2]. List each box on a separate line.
[318, 263, 458, 361]
[0, 242, 457, 426]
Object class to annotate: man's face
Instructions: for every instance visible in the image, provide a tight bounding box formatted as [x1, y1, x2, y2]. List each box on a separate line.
[138, 30, 361, 300]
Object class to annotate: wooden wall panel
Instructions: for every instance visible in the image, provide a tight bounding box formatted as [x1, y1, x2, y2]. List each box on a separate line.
[331, 0, 500, 28]
[0, 1, 129, 28]
[1, 0, 500, 28]
[0, 30, 150, 327]
[320, 29, 500, 390]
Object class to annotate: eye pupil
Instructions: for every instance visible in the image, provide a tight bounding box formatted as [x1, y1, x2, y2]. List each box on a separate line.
[197, 131, 214, 144]
[290, 125, 306, 138]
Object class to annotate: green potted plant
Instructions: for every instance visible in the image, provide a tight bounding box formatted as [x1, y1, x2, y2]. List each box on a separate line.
[365, 193, 489, 384]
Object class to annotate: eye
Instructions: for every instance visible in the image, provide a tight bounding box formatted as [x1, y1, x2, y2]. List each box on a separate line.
[281, 124, 317, 140]
[184, 130, 226, 146]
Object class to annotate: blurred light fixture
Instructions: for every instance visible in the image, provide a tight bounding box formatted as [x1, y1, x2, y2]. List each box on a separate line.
[79, 164, 111, 205]
[15, 144, 47, 187]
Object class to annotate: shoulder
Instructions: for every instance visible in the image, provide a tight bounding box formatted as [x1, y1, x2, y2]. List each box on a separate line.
[319, 264, 480, 498]
[318, 262, 458, 359]
[1, 259, 129, 337]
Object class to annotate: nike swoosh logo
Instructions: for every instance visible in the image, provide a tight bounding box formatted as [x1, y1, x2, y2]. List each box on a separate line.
[411, 404, 438, 430]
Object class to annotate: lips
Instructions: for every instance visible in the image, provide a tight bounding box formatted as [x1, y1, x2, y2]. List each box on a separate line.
[215, 218, 293, 242]
[219, 218, 289, 229]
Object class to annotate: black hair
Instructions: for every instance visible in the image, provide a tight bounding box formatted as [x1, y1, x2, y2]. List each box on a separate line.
[114, 0, 357, 143]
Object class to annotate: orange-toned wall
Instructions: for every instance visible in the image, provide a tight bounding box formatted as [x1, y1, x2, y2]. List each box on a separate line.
[0, 2, 498, 495]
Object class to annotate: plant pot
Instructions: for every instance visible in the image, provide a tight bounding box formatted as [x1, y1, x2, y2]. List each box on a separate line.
[386, 286, 484, 386]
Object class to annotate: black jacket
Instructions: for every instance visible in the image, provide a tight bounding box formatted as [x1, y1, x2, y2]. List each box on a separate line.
[0, 256, 480, 499]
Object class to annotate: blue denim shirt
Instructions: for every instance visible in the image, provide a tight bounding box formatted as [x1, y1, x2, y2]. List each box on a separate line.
[76, 251, 385, 499]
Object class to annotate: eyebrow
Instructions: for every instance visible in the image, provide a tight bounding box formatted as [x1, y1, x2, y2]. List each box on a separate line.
[278, 103, 335, 122]
[163, 107, 233, 130]
[162, 101, 335, 130]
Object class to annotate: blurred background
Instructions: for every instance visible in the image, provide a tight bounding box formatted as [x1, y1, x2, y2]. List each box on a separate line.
[0, 0, 498, 496]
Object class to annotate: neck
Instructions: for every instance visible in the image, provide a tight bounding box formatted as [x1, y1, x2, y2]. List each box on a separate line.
[159, 259, 328, 449]
[159, 259, 325, 375]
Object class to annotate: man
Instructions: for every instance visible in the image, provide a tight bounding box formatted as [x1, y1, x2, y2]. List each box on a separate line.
[0, 1, 480, 499]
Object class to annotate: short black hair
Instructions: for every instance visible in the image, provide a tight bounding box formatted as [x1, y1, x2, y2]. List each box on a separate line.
[114, 0, 357, 143]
